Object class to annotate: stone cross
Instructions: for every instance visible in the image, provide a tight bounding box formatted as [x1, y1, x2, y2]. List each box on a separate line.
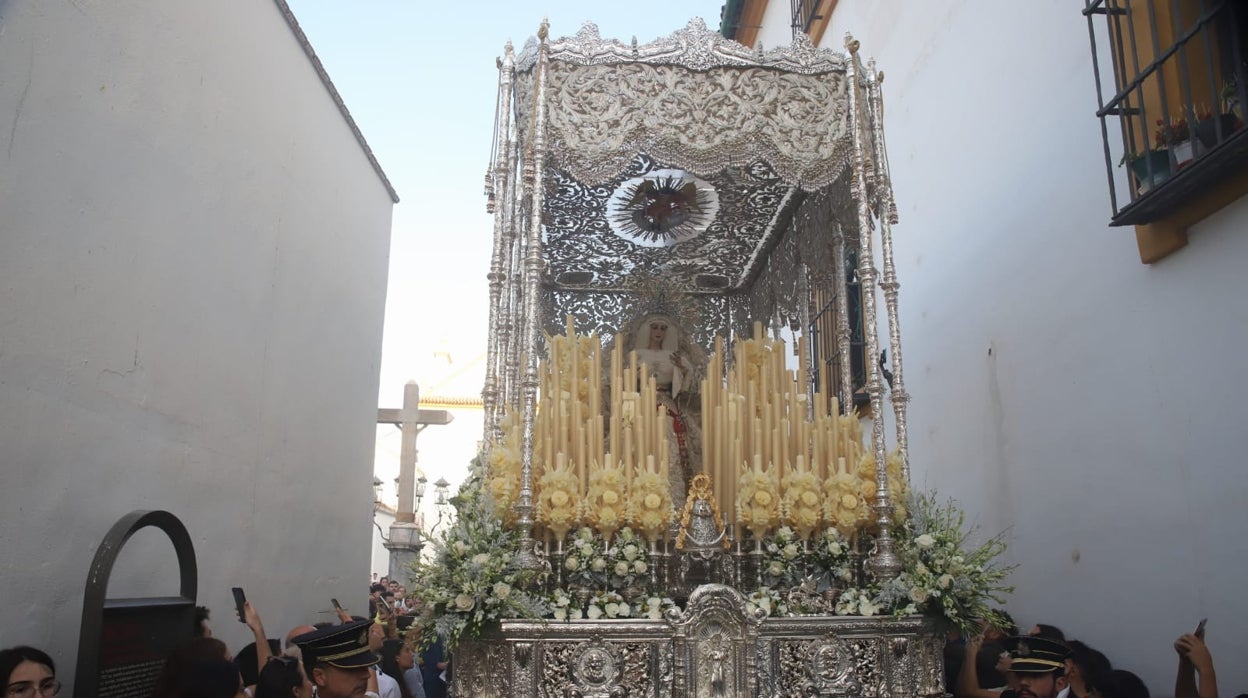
[377, 381, 452, 580]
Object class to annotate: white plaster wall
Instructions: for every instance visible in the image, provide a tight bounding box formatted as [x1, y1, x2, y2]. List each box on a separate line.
[754, 0, 798, 50]
[372, 507, 396, 580]
[0, 0, 393, 688]
[756, 1, 1248, 691]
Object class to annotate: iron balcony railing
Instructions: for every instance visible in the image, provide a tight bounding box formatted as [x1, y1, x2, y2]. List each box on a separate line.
[1084, 0, 1247, 225]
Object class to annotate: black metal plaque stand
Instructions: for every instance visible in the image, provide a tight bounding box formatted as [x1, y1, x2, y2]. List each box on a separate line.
[73, 510, 198, 698]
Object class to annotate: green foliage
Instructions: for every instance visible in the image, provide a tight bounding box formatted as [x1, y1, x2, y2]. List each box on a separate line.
[409, 461, 548, 650]
[875, 490, 1015, 634]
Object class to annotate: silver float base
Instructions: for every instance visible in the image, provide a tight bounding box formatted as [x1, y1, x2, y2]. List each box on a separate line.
[452, 584, 944, 698]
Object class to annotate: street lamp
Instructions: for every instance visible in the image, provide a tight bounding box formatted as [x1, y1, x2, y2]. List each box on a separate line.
[415, 475, 428, 510]
[430, 478, 452, 534]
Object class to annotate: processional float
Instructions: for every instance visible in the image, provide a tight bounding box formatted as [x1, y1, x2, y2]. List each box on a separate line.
[462, 18, 943, 697]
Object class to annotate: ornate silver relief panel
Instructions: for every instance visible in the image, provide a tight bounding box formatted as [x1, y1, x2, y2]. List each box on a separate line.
[455, 593, 942, 698]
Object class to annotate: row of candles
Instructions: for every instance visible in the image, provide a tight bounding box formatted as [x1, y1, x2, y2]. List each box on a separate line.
[702, 322, 866, 523]
[535, 317, 672, 498]
[506, 317, 872, 542]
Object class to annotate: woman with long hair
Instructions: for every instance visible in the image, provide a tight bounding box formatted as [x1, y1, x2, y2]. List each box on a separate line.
[379, 639, 416, 698]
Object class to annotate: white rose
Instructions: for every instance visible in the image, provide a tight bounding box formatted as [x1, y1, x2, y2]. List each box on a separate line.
[939, 574, 953, 589]
[604, 602, 620, 617]
[647, 604, 663, 620]
[472, 553, 491, 566]
[492, 582, 511, 599]
[453, 541, 468, 555]
[454, 594, 475, 611]
[587, 605, 603, 619]
[614, 561, 629, 577]
[570, 607, 584, 620]
[782, 544, 800, 560]
[592, 557, 607, 572]
[768, 561, 786, 577]
[617, 603, 631, 617]
[858, 599, 878, 616]
[916, 534, 936, 548]
[634, 560, 647, 574]
[565, 556, 580, 571]
[623, 544, 639, 561]
[909, 587, 928, 603]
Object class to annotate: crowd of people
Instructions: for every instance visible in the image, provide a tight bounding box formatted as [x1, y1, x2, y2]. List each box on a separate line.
[945, 614, 1231, 698]
[1, 588, 1237, 697]
[1, 575, 440, 698]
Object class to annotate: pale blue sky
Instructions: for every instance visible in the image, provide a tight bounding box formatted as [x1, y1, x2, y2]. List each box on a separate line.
[282, 1, 723, 503]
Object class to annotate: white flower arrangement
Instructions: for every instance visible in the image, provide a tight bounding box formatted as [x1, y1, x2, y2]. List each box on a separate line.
[411, 459, 549, 650]
[873, 490, 1015, 633]
[810, 526, 855, 589]
[761, 526, 805, 589]
[587, 591, 631, 619]
[604, 527, 651, 590]
[835, 587, 882, 617]
[745, 587, 788, 618]
[563, 526, 608, 589]
[641, 595, 678, 620]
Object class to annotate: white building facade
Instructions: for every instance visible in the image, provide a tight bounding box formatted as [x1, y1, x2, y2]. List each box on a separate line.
[740, 1, 1248, 692]
[0, 0, 396, 689]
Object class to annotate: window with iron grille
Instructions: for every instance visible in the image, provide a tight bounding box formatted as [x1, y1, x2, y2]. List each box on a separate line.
[810, 251, 869, 417]
[791, 0, 826, 40]
[1084, 0, 1247, 226]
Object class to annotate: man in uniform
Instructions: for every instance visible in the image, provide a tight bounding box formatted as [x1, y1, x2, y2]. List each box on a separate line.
[1003, 636, 1072, 698]
[293, 619, 378, 698]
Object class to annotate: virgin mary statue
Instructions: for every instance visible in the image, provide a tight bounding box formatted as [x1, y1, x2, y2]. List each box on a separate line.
[610, 313, 707, 506]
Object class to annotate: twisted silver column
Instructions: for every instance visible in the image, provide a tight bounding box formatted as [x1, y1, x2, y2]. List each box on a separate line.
[846, 35, 899, 582]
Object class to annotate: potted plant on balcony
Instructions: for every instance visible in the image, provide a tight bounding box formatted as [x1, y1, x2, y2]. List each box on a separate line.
[1194, 108, 1243, 149]
[1155, 116, 1196, 167]
[1120, 148, 1171, 194]
[1194, 80, 1245, 149]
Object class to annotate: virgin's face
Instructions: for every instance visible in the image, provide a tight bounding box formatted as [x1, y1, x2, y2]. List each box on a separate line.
[648, 322, 668, 346]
